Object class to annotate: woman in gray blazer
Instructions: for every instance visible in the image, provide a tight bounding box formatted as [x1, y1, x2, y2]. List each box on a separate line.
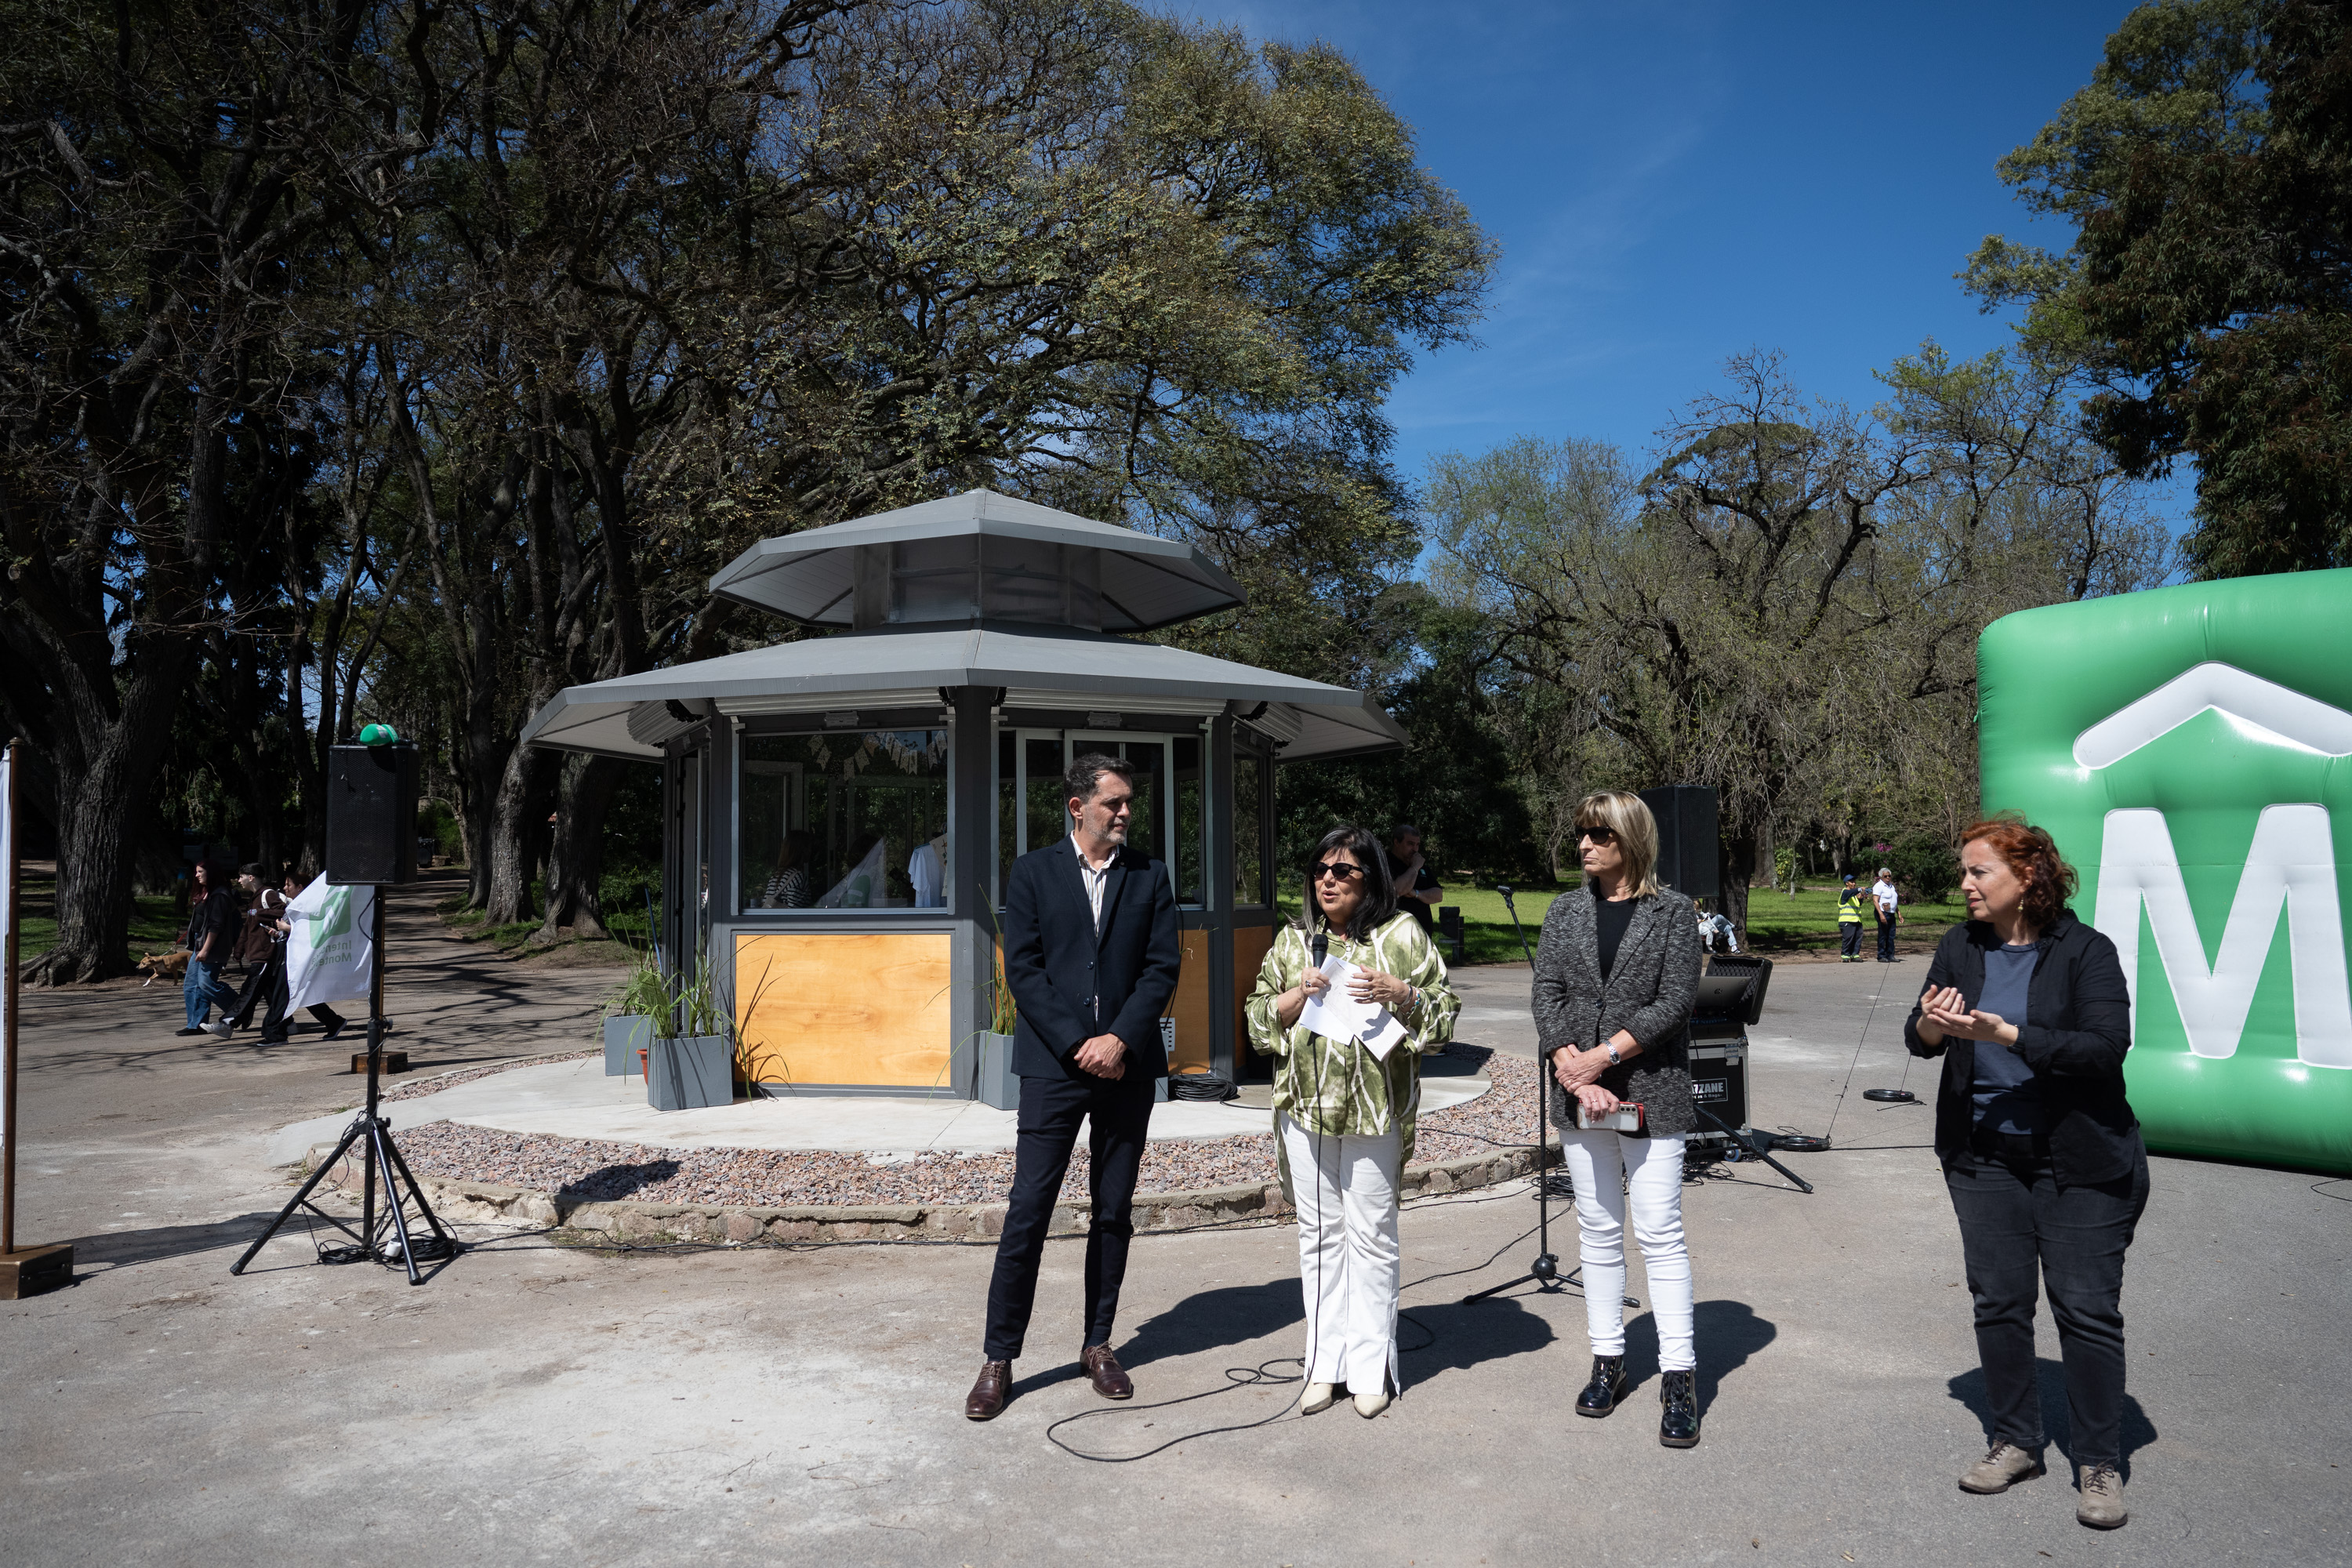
[1532, 789, 1705, 1447]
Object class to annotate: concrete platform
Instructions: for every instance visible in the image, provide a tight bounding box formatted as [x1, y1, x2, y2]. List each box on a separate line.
[264, 1054, 1492, 1166]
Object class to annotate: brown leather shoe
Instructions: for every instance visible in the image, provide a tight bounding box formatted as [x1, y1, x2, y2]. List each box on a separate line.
[964, 1359, 1011, 1421]
[1080, 1343, 1134, 1400]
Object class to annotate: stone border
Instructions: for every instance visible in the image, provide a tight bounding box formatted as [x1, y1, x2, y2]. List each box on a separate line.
[300, 1140, 1548, 1245]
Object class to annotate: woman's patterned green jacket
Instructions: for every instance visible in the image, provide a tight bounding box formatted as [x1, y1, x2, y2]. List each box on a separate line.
[1243, 913, 1460, 1168]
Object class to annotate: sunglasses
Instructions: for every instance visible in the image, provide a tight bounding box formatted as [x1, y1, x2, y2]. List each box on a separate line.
[1311, 861, 1366, 882]
[1576, 825, 1618, 845]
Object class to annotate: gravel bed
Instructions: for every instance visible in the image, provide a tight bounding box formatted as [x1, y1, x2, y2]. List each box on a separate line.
[380, 1049, 598, 1103]
[387, 1045, 1542, 1209]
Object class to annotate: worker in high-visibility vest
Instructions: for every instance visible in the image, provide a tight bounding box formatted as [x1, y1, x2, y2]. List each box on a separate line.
[1837, 873, 1867, 962]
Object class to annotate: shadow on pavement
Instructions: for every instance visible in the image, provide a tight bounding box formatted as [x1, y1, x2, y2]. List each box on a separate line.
[71, 1214, 274, 1269]
[1121, 1278, 1302, 1370]
[1402, 1295, 1555, 1384]
[1944, 1360, 2159, 1475]
[1619, 1298, 1778, 1408]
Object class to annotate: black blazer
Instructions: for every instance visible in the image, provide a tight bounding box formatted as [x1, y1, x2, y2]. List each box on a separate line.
[1903, 910, 2143, 1186]
[1002, 835, 1183, 1081]
[1531, 885, 1702, 1136]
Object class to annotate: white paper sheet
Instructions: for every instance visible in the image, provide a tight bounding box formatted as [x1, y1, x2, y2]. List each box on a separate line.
[1298, 956, 1409, 1059]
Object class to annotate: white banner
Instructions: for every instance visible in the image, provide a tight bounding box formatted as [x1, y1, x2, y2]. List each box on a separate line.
[285, 875, 373, 1010]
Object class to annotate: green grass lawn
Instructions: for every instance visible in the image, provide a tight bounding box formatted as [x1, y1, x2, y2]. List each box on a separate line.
[16, 880, 194, 969]
[1283, 877, 1964, 964]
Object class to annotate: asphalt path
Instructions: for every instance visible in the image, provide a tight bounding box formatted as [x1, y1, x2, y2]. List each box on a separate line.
[3, 887, 2347, 1566]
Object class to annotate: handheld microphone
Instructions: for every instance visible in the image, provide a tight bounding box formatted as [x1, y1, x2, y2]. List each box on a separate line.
[1310, 931, 1327, 969]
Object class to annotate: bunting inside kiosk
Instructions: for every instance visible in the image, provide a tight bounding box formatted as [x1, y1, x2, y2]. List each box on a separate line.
[521, 490, 1406, 1098]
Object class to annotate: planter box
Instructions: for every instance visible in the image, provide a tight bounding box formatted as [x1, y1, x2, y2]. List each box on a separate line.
[978, 1031, 1019, 1111]
[604, 1015, 652, 1077]
[648, 1034, 732, 1112]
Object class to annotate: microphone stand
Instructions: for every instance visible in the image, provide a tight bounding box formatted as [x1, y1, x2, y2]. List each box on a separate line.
[1464, 884, 1565, 1301]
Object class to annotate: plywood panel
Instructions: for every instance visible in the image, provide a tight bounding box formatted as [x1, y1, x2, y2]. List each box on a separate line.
[735, 931, 953, 1089]
[1167, 930, 1212, 1076]
[1232, 922, 1278, 1072]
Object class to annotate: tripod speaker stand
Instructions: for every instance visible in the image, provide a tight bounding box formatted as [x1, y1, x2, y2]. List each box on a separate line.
[1464, 885, 1566, 1303]
[231, 738, 455, 1286]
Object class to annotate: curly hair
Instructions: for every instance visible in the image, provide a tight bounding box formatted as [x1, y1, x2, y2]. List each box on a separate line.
[1959, 814, 2078, 929]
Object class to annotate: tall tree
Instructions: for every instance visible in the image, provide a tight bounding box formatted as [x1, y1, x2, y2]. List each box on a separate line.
[0, 0, 391, 980]
[1964, 0, 2352, 576]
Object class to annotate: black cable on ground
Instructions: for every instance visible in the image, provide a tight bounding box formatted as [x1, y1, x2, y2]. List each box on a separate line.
[1822, 962, 1896, 1147]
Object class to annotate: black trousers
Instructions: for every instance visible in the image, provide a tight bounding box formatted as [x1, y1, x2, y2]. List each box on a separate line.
[1839, 922, 1863, 957]
[1945, 1138, 2150, 1465]
[1875, 913, 1897, 960]
[229, 949, 345, 1042]
[982, 1070, 1155, 1362]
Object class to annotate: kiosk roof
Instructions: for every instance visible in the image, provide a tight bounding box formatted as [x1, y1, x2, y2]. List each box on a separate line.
[520, 622, 1406, 763]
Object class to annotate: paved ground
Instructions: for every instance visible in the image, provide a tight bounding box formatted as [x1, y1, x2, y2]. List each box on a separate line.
[4, 887, 2348, 1566]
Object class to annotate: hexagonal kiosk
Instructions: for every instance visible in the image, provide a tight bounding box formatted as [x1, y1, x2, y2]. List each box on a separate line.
[520, 490, 1406, 1098]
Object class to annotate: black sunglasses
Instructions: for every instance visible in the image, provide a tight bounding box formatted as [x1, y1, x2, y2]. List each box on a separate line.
[1576, 825, 1618, 845]
[1311, 861, 1366, 882]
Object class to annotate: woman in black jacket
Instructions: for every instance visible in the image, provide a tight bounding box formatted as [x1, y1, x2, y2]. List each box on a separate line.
[1533, 789, 1704, 1448]
[1906, 815, 2147, 1532]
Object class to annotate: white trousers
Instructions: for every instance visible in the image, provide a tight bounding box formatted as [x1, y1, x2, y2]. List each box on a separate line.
[1279, 1112, 1401, 1392]
[1561, 1127, 1695, 1371]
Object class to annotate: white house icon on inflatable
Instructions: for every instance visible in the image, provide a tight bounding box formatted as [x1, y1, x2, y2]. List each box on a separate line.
[2081, 662, 2352, 1069]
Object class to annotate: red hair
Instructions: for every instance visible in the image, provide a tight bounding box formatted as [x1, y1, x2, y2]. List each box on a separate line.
[1959, 815, 2078, 928]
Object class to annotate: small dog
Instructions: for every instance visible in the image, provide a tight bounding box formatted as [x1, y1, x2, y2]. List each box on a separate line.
[137, 949, 192, 986]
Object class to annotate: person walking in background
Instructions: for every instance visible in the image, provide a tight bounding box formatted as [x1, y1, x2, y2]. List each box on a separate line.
[1905, 816, 2146, 1531]
[1871, 864, 1903, 962]
[1534, 790, 1707, 1449]
[222, 863, 276, 1033]
[1838, 873, 1867, 961]
[965, 753, 1182, 1422]
[1247, 825, 1458, 1419]
[233, 866, 347, 1043]
[1382, 825, 1445, 935]
[177, 861, 239, 1038]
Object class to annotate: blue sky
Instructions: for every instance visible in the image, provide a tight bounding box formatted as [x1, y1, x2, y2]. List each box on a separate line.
[1193, 1, 2176, 514]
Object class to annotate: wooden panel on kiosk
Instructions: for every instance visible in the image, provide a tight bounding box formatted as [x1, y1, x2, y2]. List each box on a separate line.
[1167, 928, 1212, 1075]
[1232, 922, 1277, 1070]
[735, 932, 953, 1089]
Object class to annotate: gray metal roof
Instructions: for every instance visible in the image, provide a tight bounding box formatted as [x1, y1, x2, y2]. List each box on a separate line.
[707, 488, 1246, 631]
[520, 622, 1406, 763]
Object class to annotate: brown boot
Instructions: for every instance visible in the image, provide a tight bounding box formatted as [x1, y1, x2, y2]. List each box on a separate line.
[2076, 1461, 2128, 1529]
[1958, 1439, 2044, 1494]
[964, 1359, 1011, 1421]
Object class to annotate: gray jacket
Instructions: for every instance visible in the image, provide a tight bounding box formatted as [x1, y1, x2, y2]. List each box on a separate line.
[1532, 884, 1703, 1136]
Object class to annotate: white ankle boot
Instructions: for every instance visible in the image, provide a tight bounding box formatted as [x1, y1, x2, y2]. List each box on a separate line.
[1298, 1381, 1336, 1414]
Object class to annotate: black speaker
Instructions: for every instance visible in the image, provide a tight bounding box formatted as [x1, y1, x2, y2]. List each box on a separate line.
[326, 742, 419, 885]
[1639, 784, 1719, 898]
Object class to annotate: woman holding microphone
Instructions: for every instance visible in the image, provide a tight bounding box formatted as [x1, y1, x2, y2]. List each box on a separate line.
[1532, 789, 1704, 1447]
[1906, 816, 2144, 1530]
[1246, 825, 1458, 1419]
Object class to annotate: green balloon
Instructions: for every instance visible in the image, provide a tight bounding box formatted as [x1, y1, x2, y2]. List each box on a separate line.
[358, 723, 399, 746]
[1979, 568, 2352, 1175]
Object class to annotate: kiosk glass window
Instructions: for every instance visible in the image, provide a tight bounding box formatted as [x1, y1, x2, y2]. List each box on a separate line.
[1233, 751, 1269, 906]
[739, 729, 950, 912]
[1173, 735, 1204, 905]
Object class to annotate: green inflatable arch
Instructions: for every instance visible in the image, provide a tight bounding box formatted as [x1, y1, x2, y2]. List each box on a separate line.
[1979, 568, 2352, 1175]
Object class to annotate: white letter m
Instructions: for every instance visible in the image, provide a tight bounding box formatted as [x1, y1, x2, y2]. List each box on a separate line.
[2095, 806, 2352, 1069]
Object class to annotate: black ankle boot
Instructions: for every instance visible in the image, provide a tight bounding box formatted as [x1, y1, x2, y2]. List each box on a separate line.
[1574, 1356, 1626, 1417]
[1659, 1368, 1700, 1448]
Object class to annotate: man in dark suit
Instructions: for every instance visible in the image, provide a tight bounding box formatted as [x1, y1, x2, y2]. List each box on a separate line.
[965, 753, 1182, 1421]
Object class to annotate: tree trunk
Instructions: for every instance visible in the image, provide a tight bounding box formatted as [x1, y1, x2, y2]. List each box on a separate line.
[1715, 826, 1755, 949]
[27, 668, 189, 984]
[538, 752, 619, 941]
[484, 735, 554, 924]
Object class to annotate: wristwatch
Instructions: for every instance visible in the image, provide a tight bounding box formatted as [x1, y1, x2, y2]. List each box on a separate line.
[1606, 1044, 1622, 1066]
